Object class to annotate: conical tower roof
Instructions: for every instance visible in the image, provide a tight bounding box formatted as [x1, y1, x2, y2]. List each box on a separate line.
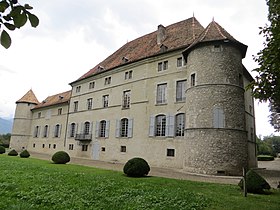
[16, 89, 39, 105]
[183, 20, 247, 58]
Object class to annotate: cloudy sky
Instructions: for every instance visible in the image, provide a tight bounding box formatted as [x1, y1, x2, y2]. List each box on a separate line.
[0, 0, 278, 137]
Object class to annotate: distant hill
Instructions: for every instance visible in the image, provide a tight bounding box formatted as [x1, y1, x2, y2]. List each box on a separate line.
[0, 118, 13, 134]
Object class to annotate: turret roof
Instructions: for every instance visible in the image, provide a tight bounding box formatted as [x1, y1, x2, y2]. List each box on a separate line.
[16, 89, 39, 104]
[183, 20, 247, 58]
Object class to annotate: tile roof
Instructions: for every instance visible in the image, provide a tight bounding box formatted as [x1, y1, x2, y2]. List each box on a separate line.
[32, 90, 71, 110]
[183, 20, 247, 58]
[73, 17, 205, 83]
[16, 89, 39, 104]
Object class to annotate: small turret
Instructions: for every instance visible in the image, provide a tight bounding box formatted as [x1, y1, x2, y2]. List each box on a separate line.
[10, 90, 39, 151]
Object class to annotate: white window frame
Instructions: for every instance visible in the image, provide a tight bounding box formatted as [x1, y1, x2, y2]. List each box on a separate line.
[156, 83, 167, 104]
[176, 80, 186, 102]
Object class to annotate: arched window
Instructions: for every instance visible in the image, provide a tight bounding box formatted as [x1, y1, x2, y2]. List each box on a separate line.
[43, 125, 48, 137]
[175, 113, 185, 136]
[54, 124, 60, 137]
[34, 126, 40, 137]
[99, 120, 106, 137]
[120, 118, 129, 137]
[70, 123, 76, 137]
[155, 115, 166, 136]
[84, 122, 90, 135]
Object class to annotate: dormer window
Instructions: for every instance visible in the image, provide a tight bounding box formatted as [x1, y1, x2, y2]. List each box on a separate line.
[59, 95, 64, 100]
[98, 66, 105, 71]
[212, 45, 222, 52]
[122, 57, 129, 63]
[160, 44, 168, 53]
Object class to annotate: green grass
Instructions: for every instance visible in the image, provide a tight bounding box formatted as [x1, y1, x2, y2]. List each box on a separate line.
[0, 155, 279, 210]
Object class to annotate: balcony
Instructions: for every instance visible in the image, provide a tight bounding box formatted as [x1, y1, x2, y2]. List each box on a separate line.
[75, 134, 92, 141]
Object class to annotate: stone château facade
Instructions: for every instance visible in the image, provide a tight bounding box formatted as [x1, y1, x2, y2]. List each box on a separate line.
[10, 17, 257, 175]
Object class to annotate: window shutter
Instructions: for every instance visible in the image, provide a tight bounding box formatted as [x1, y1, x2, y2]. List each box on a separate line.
[149, 116, 155, 137]
[33, 126, 37, 137]
[58, 124, 62, 138]
[218, 109, 225, 128]
[95, 121, 99, 137]
[213, 107, 225, 128]
[67, 124, 71, 137]
[128, 118, 133, 138]
[47, 125, 49, 138]
[105, 120, 110, 138]
[53, 125, 56, 137]
[167, 115, 175, 137]
[75, 123, 78, 137]
[80, 123, 83, 134]
[89, 122, 93, 134]
[115, 119, 120, 138]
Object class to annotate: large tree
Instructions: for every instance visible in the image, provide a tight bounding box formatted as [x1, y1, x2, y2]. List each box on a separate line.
[249, 0, 280, 131]
[0, 0, 39, 48]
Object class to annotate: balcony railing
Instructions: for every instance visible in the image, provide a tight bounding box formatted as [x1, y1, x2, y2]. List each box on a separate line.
[75, 133, 92, 141]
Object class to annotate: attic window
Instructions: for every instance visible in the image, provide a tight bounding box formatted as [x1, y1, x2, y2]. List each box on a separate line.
[42, 100, 46, 103]
[160, 44, 168, 53]
[212, 45, 222, 52]
[122, 57, 129, 63]
[59, 96, 64, 100]
[98, 66, 105, 71]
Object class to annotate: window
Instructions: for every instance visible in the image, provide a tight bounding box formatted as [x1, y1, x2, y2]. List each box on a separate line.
[82, 145, 88, 151]
[176, 80, 186, 102]
[49, 144, 51, 148]
[89, 81, 95, 89]
[74, 101, 79, 112]
[43, 125, 49, 137]
[125, 70, 133, 80]
[69, 144, 74, 150]
[38, 112, 41, 118]
[101, 147, 105, 152]
[158, 61, 168, 71]
[103, 95, 109, 108]
[53, 144, 56, 149]
[34, 126, 40, 137]
[99, 120, 106, 137]
[213, 107, 225, 128]
[167, 149, 175, 157]
[156, 83, 167, 104]
[54, 124, 60, 138]
[212, 45, 222, 52]
[120, 118, 129, 137]
[104, 77, 111, 85]
[33, 143, 35, 148]
[58, 108, 62, 115]
[84, 122, 90, 135]
[190, 73, 196, 87]
[122, 90, 131, 109]
[175, 114, 185, 136]
[120, 146, 126, 153]
[76, 86, 81, 93]
[70, 123, 76, 137]
[42, 144, 45, 148]
[87, 98, 93, 110]
[155, 115, 166, 136]
[177, 57, 183, 67]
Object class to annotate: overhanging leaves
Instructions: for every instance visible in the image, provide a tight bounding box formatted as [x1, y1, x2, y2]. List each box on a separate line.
[27, 13, 39, 27]
[0, 29, 11, 49]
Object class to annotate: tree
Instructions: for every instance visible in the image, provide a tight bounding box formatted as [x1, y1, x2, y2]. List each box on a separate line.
[0, 0, 39, 49]
[248, 0, 280, 131]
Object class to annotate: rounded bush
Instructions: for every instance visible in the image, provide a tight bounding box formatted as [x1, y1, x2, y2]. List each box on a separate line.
[0, 146, 5, 154]
[20, 150, 30, 158]
[8, 149, 18, 156]
[257, 155, 275, 161]
[238, 169, 271, 194]
[52, 151, 70, 164]
[123, 157, 150, 177]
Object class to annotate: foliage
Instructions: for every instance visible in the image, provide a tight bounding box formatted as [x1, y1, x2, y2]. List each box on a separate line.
[8, 149, 18, 156]
[1, 156, 280, 210]
[19, 149, 30, 158]
[51, 151, 70, 164]
[257, 155, 275, 161]
[248, 0, 280, 131]
[0, 0, 39, 48]
[0, 133, 10, 148]
[238, 169, 271, 194]
[0, 145, 5, 154]
[123, 157, 150, 177]
[256, 135, 280, 156]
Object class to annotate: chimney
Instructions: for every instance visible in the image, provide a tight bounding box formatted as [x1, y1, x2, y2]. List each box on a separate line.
[157, 24, 166, 45]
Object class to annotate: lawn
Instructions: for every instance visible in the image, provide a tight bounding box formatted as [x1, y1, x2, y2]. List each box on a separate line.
[0, 155, 279, 210]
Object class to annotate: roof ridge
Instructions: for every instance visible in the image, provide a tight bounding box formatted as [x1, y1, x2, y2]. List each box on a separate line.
[16, 89, 39, 104]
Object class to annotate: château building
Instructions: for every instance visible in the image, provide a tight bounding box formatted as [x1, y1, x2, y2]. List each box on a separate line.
[10, 17, 257, 175]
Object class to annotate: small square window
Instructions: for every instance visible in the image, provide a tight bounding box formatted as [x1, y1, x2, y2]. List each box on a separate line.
[125, 70, 133, 80]
[76, 86, 81, 93]
[33, 143, 36, 148]
[101, 147, 105, 152]
[120, 146, 126, 153]
[177, 57, 183, 67]
[212, 45, 222, 52]
[89, 81, 95, 89]
[38, 112, 41, 118]
[167, 149, 175, 157]
[69, 144, 74, 150]
[105, 77, 111, 85]
[82, 145, 88, 151]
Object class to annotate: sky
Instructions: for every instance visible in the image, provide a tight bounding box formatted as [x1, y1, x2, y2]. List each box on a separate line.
[0, 0, 278, 137]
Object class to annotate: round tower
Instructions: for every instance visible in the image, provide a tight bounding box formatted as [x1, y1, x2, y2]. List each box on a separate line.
[182, 21, 248, 175]
[10, 90, 39, 151]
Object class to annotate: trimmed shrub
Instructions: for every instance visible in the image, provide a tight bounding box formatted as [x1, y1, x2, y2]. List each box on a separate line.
[238, 169, 271, 194]
[123, 157, 150, 177]
[52, 151, 70, 164]
[257, 155, 275, 161]
[20, 150, 30, 158]
[0, 146, 5, 154]
[8, 149, 18, 156]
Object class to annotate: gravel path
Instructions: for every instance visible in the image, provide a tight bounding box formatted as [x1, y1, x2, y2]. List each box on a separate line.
[30, 152, 280, 188]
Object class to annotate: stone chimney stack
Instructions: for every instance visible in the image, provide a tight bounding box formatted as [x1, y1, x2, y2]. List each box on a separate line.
[157, 24, 166, 45]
